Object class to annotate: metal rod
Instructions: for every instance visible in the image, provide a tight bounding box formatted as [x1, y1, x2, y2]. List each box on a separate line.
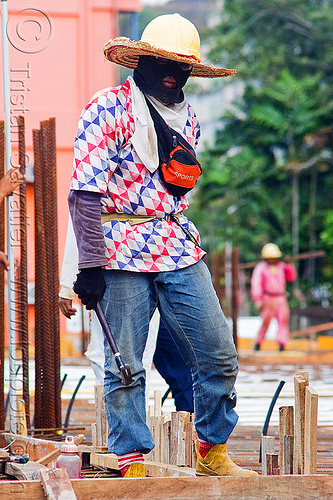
[47, 118, 61, 428]
[1, 0, 19, 434]
[94, 302, 132, 386]
[33, 128, 45, 429]
[18, 116, 30, 428]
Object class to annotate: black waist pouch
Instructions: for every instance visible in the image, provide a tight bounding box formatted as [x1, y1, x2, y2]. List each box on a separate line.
[145, 98, 202, 197]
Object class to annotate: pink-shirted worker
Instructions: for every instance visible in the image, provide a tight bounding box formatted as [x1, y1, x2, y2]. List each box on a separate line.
[251, 243, 297, 351]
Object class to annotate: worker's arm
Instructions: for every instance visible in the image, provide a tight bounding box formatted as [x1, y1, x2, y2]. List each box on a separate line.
[68, 190, 107, 310]
[0, 251, 9, 270]
[284, 262, 297, 282]
[59, 217, 80, 318]
[0, 167, 25, 204]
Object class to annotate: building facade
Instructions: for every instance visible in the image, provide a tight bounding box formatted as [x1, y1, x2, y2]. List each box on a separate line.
[0, 0, 141, 354]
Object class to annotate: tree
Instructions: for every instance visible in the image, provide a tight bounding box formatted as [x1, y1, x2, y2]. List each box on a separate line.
[187, 0, 333, 292]
[207, 0, 333, 85]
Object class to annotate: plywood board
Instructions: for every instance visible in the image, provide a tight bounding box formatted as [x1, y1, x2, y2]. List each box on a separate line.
[2, 476, 333, 500]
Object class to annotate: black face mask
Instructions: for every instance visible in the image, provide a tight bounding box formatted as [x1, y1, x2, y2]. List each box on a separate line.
[133, 56, 192, 104]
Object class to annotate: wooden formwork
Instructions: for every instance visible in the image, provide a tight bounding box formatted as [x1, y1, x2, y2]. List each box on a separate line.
[2, 475, 333, 500]
[0, 370, 331, 499]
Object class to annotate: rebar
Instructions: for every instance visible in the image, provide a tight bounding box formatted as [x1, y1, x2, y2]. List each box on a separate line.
[18, 116, 30, 428]
[44, 118, 61, 428]
[33, 128, 44, 429]
[40, 120, 56, 428]
[33, 119, 61, 430]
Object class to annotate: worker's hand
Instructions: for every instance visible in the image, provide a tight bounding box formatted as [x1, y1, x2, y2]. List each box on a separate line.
[73, 267, 106, 310]
[0, 251, 9, 270]
[0, 167, 25, 198]
[59, 297, 77, 319]
[254, 301, 263, 312]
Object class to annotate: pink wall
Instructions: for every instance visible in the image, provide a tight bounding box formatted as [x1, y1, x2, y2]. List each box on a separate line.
[0, 0, 141, 345]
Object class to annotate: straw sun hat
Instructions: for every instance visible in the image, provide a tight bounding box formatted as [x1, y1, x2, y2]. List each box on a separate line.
[103, 13, 236, 79]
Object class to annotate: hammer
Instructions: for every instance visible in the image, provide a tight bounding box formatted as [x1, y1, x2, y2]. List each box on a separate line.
[94, 302, 132, 386]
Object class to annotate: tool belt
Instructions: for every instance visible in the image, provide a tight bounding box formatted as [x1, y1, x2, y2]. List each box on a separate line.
[101, 212, 200, 247]
[101, 212, 158, 225]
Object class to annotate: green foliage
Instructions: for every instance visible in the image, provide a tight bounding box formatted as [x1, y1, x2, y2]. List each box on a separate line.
[207, 0, 333, 85]
[188, 0, 333, 292]
[321, 210, 333, 279]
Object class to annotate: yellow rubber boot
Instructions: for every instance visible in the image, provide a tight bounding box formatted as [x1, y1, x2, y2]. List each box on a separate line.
[195, 442, 258, 476]
[123, 463, 146, 477]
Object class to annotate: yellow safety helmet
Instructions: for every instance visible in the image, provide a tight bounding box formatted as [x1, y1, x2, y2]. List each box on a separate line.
[141, 14, 201, 62]
[261, 243, 282, 259]
[103, 13, 236, 79]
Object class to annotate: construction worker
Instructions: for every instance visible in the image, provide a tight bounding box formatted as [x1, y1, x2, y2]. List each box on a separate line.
[251, 243, 297, 351]
[60, 88, 194, 402]
[68, 14, 257, 477]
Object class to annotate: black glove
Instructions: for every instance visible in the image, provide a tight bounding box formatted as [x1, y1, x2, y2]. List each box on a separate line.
[73, 267, 106, 310]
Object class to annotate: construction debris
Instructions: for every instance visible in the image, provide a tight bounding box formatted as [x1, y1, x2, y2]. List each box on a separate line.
[40, 467, 77, 500]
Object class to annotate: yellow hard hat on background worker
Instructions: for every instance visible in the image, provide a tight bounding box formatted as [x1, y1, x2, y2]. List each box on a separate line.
[261, 243, 282, 259]
[103, 13, 236, 79]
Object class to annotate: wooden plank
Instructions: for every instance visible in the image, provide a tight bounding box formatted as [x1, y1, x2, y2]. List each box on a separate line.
[295, 371, 309, 384]
[148, 416, 162, 462]
[169, 412, 191, 466]
[170, 412, 179, 465]
[279, 406, 294, 474]
[238, 250, 325, 270]
[185, 419, 195, 468]
[176, 412, 190, 466]
[154, 390, 162, 417]
[289, 322, 333, 339]
[4, 460, 48, 480]
[89, 453, 196, 477]
[293, 374, 309, 474]
[146, 416, 154, 461]
[283, 435, 294, 475]
[91, 422, 97, 446]
[261, 436, 275, 476]
[304, 386, 318, 474]
[90, 452, 118, 470]
[266, 454, 279, 475]
[155, 416, 163, 462]
[77, 444, 108, 454]
[94, 385, 108, 447]
[161, 419, 171, 464]
[145, 461, 196, 478]
[40, 467, 77, 499]
[3, 476, 333, 500]
[0, 433, 61, 461]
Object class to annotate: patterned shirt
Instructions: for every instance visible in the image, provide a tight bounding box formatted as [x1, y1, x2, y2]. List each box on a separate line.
[70, 78, 205, 272]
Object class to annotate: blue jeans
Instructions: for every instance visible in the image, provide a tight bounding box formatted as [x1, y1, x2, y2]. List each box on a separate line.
[101, 259, 238, 455]
[153, 319, 194, 413]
